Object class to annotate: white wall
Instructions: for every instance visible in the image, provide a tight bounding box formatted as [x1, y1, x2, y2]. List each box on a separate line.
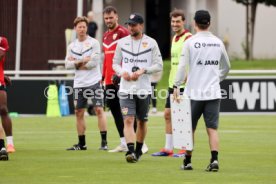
[217, 0, 246, 58]
[253, 4, 276, 58]
[217, 0, 276, 59]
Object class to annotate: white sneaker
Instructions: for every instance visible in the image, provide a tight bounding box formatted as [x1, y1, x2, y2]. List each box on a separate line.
[151, 108, 157, 114]
[108, 144, 128, 152]
[142, 143, 149, 154]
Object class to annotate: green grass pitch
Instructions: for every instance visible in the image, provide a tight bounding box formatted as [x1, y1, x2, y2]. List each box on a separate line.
[1, 115, 276, 184]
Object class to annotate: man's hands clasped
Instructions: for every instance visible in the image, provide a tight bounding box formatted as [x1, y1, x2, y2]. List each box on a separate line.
[122, 68, 145, 81]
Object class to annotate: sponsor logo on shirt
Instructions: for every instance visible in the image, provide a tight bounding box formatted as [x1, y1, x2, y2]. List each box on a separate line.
[204, 60, 218, 65]
[197, 60, 203, 65]
[194, 42, 201, 48]
[123, 57, 148, 63]
[195, 42, 220, 49]
[113, 33, 118, 40]
[142, 42, 148, 48]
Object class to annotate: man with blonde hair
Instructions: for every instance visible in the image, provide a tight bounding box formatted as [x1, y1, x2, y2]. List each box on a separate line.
[65, 16, 108, 151]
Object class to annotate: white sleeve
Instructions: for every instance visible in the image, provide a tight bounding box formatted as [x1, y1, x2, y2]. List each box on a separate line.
[65, 45, 76, 70]
[219, 44, 231, 81]
[174, 41, 190, 87]
[145, 40, 163, 74]
[85, 41, 100, 69]
[112, 42, 124, 75]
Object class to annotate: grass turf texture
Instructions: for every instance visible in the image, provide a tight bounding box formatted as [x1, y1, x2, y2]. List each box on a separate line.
[1, 115, 276, 184]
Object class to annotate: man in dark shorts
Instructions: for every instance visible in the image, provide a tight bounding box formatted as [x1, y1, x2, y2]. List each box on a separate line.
[0, 36, 15, 155]
[65, 16, 108, 151]
[173, 10, 230, 171]
[113, 13, 163, 163]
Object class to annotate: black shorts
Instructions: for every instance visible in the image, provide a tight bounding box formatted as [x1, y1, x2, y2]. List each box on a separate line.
[165, 87, 184, 108]
[74, 82, 104, 109]
[191, 99, 221, 130]
[0, 85, 7, 91]
[119, 93, 150, 122]
[105, 84, 120, 108]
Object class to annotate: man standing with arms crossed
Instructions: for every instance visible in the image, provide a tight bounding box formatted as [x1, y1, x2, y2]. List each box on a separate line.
[65, 17, 108, 151]
[173, 10, 230, 171]
[113, 13, 163, 163]
[0, 36, 15, 154]
[152, 9, 191, 157]
[102, 6, 129, 152]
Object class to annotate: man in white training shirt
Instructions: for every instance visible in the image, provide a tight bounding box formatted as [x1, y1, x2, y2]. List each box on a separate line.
[65, 16, 108, 151]
[113, 13, 163, 163]
[173, 10, 230, 171]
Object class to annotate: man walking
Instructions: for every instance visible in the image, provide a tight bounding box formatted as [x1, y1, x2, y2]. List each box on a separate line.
[113, 13, 163, 163]
[173, 10, 230, 171]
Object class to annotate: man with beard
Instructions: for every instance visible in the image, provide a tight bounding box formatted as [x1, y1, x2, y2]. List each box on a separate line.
[102, 6, 129, 152]
[113, 13, 163, 163]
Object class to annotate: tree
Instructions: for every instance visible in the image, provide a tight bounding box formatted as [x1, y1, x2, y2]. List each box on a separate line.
[235, 0, 276, 60]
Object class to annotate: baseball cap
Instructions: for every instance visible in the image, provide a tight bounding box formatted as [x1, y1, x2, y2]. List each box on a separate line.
[125, 13, 144, 25]
[194, 10, 211, 25]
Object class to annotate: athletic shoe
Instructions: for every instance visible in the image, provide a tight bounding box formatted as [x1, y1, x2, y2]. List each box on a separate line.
[125, 151, 137, 163]
[142, 143, 149, 154]
[99, 141, 108, 150]
[205, 160, 219, 172]
[180, 163, 193, 170]
[151, 108, 157, 114]
[151, 148, 173, 156]
[136, 151, 143, 161]
[66, 144, 87, 151]
[173, 149, 186, 157]
[7, 144, 16, 153]
[0, 148, 9, 161]
[108, 144, 128, 152]
[180, 158, 193, 170]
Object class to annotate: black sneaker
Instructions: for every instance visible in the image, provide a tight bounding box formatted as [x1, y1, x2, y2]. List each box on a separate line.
[125, 151, 137, 163]
[99, 141, 108, 150]
[66, 144, 87, 151]
[136, 150, 143, 161]
[180, 159, 193, 170]
[0, 148, 9, 161]
[205, 160, 219, 172]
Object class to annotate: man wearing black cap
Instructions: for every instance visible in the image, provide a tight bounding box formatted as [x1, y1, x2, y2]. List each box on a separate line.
[173, 10, 230, 171]
[113, 13, 163, 163]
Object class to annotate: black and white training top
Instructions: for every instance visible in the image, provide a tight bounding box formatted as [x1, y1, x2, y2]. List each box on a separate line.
[113, 34, 163, 95]
[65, 36, 101, 88]
[174, 31, 231, 100]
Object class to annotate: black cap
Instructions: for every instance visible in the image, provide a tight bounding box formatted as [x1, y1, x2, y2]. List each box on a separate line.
[125, 13, 144, 25]
[194, 10, 211, 25]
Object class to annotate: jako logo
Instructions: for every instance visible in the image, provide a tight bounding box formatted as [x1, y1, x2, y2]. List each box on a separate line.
[232, 82, 276, 110]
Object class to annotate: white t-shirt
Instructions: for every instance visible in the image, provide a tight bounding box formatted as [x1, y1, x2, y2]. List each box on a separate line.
[65, 36, 101, 88]
[113, 34, 163, 94]
[174, 31, 230, 100]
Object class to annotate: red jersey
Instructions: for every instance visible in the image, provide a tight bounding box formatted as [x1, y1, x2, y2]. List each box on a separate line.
[102, 25, 129, 85]
[0, 37, 9, 86]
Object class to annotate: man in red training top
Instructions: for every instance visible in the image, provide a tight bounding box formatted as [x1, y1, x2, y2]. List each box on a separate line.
[102, 6, 129, 152]
[0, 36, 15, 156]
